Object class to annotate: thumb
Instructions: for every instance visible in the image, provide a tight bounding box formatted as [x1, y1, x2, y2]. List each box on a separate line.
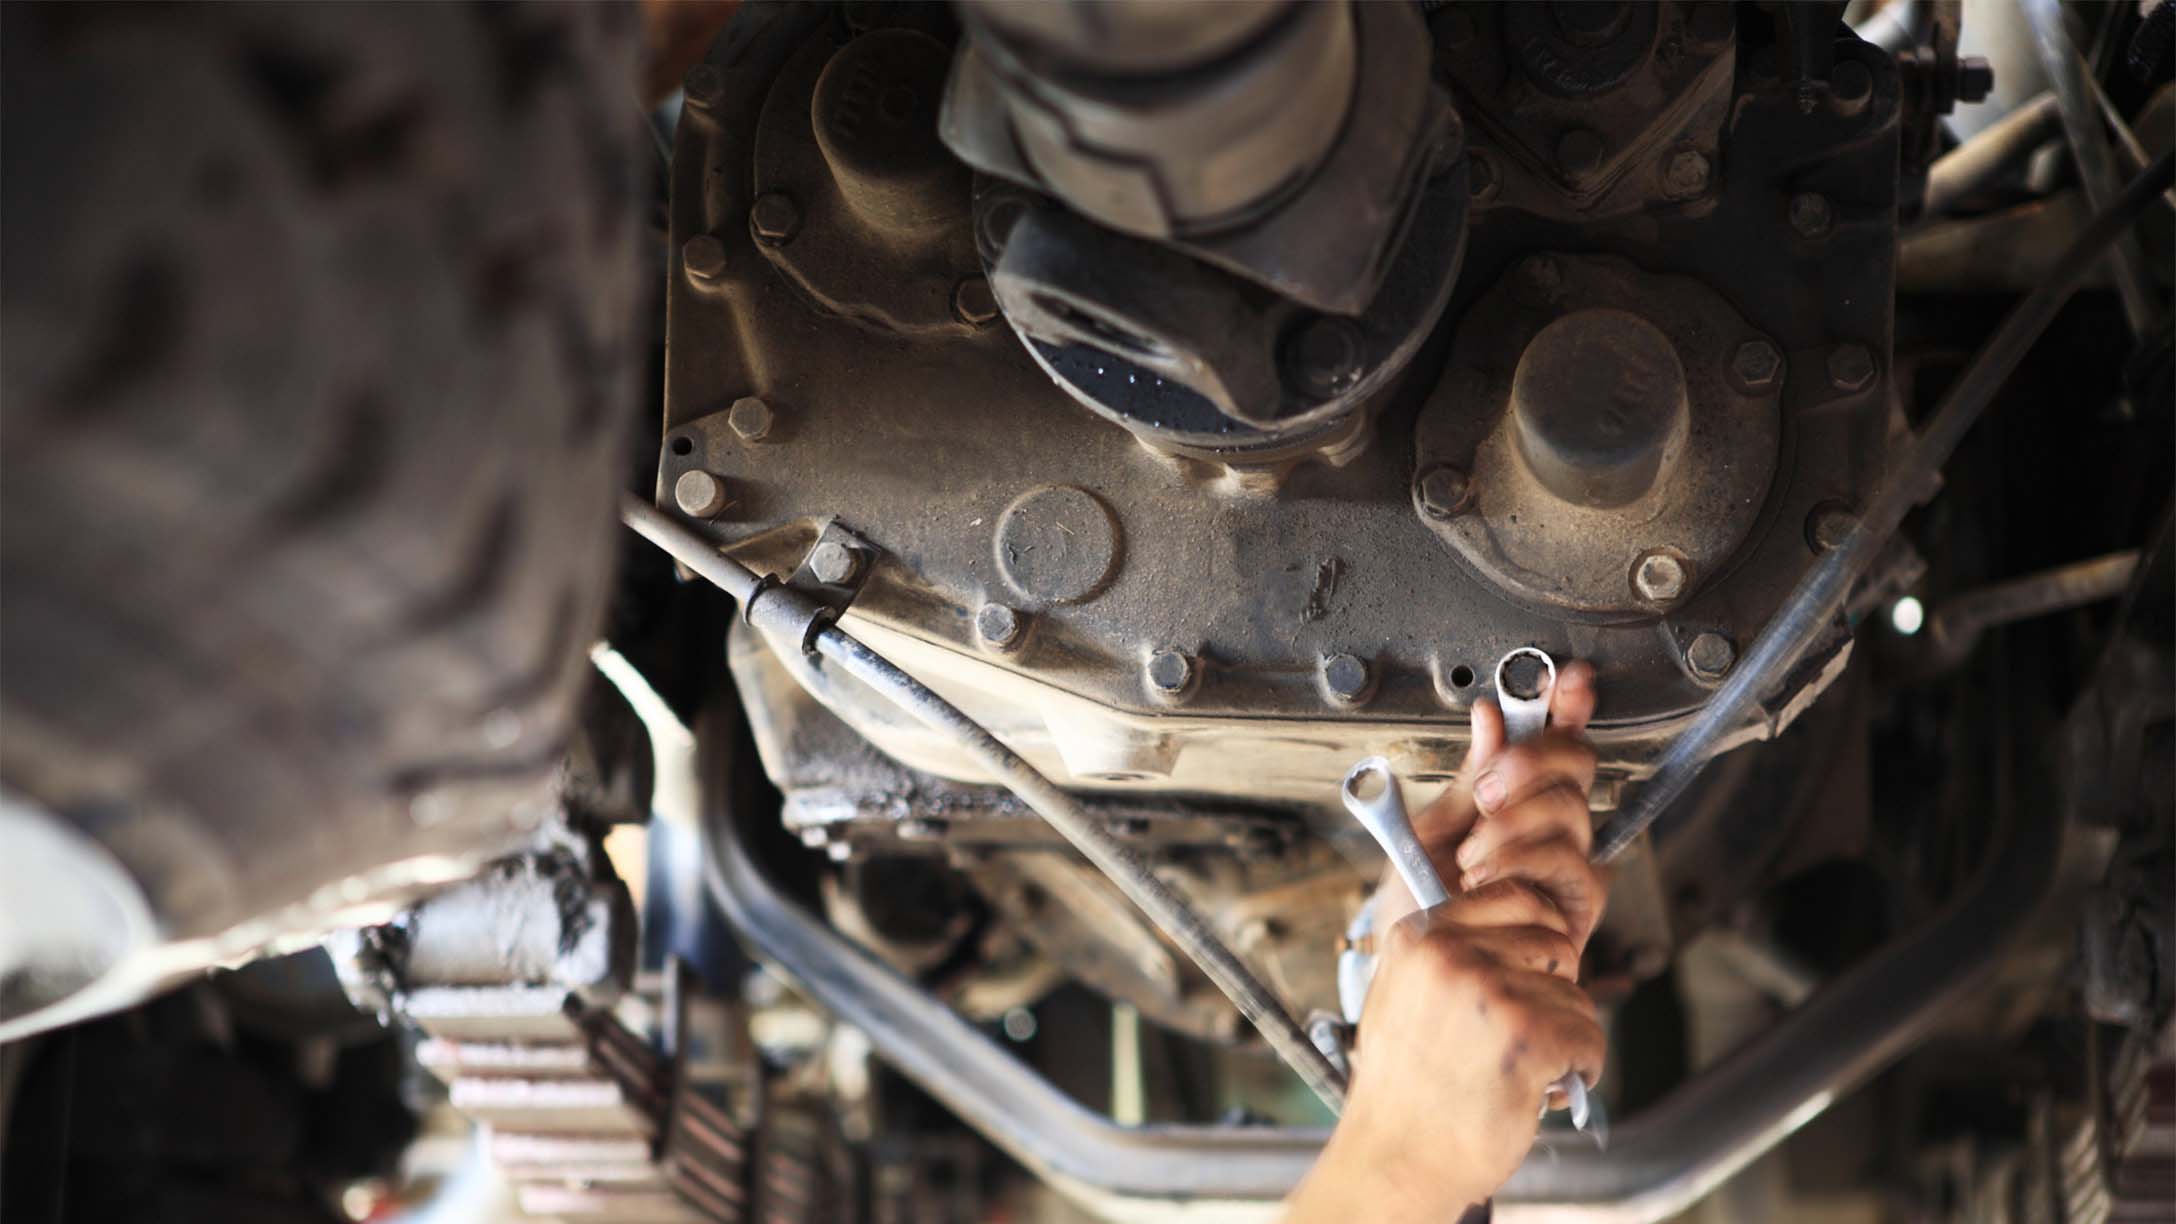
[1466, 697, 1507, 772]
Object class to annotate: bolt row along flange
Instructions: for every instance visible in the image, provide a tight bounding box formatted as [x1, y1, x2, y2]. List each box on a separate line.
[1412, 254, 1783, 619]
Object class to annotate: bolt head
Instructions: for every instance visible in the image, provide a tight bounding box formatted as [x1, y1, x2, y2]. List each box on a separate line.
[1632, 551, 1689, 602]
[1283, 316, 1364, 398]
[1806, 505, 1859, 553]
[1146, 649, 1195, 696]
[750, 193, 800, 245]
[1731, 339, 1783, 391]
[1417, 465, 1471, 519]
[682, 235, 727, 281]
[1662, 149, 1712, 200]
[1556, 128, 1606, 184]
[1515, 254, 1564, 305]
[975, 603, 1023, 649]
[896, 818, 946, 842]
[1788, 192, 1833, 238]
[1321, 653, 1371, 703]
[1826, 343, 1876, 392]
[727, 396, 773, 442]
[682, 64, 724, 110]
[826, 841, 853, 862]
[1687, 631, 1736, 679]
[953, 277, 999, 326]
[1957, 56, 1994, 104]
[673, 469, 728, 518]
[808, 540, 861, 585]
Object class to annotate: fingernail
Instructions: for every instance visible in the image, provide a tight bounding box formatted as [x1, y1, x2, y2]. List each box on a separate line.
[1455, 840, 1481, 870]
[1461, 866, 1494, 891]
[1474, 773, 1506, 811]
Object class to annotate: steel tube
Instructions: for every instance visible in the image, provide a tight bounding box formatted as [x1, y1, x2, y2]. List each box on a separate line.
[1921, 92, 2062, 216]
[1927, 550, 2141, 667]
[2021, 0, 2157, 333]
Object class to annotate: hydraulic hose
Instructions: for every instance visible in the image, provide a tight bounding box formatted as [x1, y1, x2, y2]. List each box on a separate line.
[618, 495, 1352, 1112]
[1592, 149, 2175, 864]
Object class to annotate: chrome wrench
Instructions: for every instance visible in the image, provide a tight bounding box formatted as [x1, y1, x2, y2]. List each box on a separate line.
[1338, 646, 1598, 1134]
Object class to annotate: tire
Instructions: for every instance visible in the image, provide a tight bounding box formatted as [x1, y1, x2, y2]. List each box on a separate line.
[0, 2, 645, 1029]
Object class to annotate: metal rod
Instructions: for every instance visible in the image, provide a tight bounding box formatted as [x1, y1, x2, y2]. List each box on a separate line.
[1926, 549, 2141, 667]
[1592, 150, 2173, 865]
[1921, 92, 2062, 216]
[2021, 0, 2158, 333]
[616, 495, 1350, 1112]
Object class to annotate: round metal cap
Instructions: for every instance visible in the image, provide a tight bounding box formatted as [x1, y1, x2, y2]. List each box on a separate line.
[1511, 308, 1688, 509]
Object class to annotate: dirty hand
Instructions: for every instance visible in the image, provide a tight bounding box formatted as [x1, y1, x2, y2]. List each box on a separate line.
[1286, 662, 1610, 1221]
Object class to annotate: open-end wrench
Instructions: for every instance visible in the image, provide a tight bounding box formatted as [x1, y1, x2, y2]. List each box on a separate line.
[1338, 646, 1600, 1137]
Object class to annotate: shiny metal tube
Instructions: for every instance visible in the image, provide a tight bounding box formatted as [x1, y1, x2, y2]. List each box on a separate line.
[1926, 550, 2141, 667]
[1921, 92, 2062, 216]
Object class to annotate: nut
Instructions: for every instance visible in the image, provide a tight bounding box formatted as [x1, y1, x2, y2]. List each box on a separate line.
[1321, 653, 1372, 705]
[808, 540, 861, 585]
[1826, 343, 1876, 392]
[727, 396, 773, 442]
[1146, 649, 1195, 698]
[1416, 465, 1470, 519]
[1556, 128, 1606, 184]
[1515, 254, 1563, 306]
[682, 235, 727, 282]
[975, 603, 1024, 650]
[1957, 56, 1994, 104]
[1631, 551, 1689, 602]
[750, 193, 800, 245]
[1687, 632, 1736, 680]
[1661, 149, 1712, 200]
[1789, 192, 1833, 238]
[1806, 505, 1858, 553]
[673, 470, 729, 518]
[953, 277, 999, 326]
[1731, 339, 1783, 391]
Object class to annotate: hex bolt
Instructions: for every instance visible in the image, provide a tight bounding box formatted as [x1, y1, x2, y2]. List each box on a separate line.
[1632, 551, 1689, 602]
[975, 603, 1024, 650]
[681, 235, 727, 282]
[1830, 59, 1873, 115]
[1282, 316, 1364, 398]
[1556, 128, 1606, 185]
[1806, 505, 1859, 553]
[1146, 649, 1195, 699]
[896, 818, 946, 842]
[727, 396, 773, 442]
[798, 827, 829, 849]
[1662, 149, 1712, 200]
[682, 64, 724, 111]
[1826, 343, 1876, 392]
[953, 277, 999, 327]
[673, 469, 729, 519]
[750, 192, 800, 245]
[1469, 149, 1501, 203]
[1416, 465, 1471, 519]
[1321, 653, 1372, 705]
[1731, 339, 1783, 391]
[1515, 254, 1564, 305]
[1789, 192, 1833, 238]
[808, 540, 861, 585]
[1687, 632, 1737, 680]
[826, 841, 853, 862]
[1957, 56, 1994, 104]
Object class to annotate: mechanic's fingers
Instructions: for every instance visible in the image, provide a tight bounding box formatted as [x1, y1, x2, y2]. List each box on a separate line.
[1548, 660, 1597, 735]
[1470, 737, 1599, 815]
[1461, 833, 1609, 948]
[1457, 781, 1594, 865]
[1466, 698, 1507, 770]
[1459, 921, 1581, 982]
[1435, 878, 1569, 939]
